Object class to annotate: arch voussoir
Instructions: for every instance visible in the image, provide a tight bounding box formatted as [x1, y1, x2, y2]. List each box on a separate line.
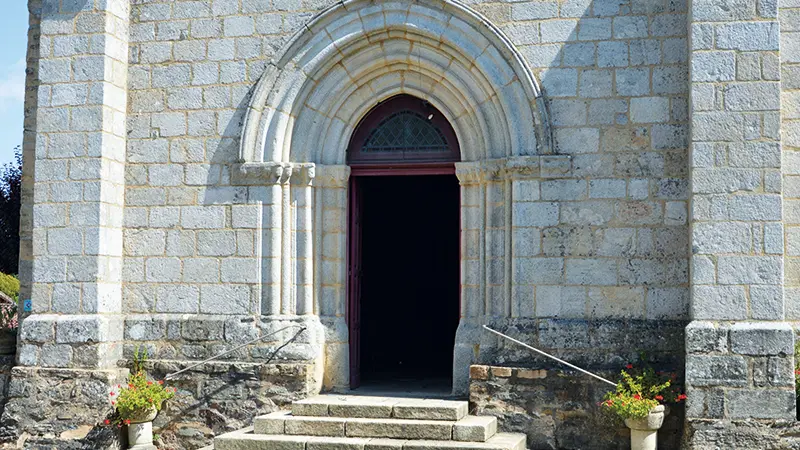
[239, 0, 551, 165]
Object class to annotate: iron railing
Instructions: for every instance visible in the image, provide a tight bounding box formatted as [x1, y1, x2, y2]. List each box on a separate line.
[483, 325, 617, 387]
[165, 325, 307, 380]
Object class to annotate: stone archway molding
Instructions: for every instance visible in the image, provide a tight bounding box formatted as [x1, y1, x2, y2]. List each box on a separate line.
[238, 0, 553, 166]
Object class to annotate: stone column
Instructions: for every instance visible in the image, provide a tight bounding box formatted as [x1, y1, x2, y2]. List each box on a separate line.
[292, 166, 315, 316]
[316, 165, 349, 390]
[686, 0, 796, 438]
[262, 166, 283, 316]
[6, 0, 130, 444]
[453, 162, 487, 395]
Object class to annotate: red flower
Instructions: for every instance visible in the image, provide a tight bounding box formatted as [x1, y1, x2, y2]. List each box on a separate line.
[677, 394, 687, 402]
[110, 392, 115, 397]
[147, 381, 153, 385]
[626, 364, 634, 369]
[104, 419, 110, 425]
[128, 384, 134, 389]
[633, 394, 641, 400]
[655, 395, 663, 401]
[124, 419, 131, 425]
[158, 380, 164, 385]
[111, 401, 115, 406]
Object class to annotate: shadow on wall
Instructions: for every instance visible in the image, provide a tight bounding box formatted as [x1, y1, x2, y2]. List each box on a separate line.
[476, 0, 690, 447]
[507, 0, 690, 336]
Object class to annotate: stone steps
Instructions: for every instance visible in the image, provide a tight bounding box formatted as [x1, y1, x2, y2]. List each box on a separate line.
[211, 395, 526, 450]
[255, 410, 497, 441]
[215, 427, 528, 450]
[292, 395, 468, 420]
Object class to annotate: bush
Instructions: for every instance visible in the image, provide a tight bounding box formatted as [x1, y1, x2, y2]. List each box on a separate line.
[0, 147, 20, 276]
[0, 273, 19, 302]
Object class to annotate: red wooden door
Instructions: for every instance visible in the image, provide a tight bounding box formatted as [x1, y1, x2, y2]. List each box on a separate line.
[348, 177, 363, 389]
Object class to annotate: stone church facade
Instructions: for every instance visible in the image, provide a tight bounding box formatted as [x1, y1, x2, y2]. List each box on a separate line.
[7, 0, 800, 447]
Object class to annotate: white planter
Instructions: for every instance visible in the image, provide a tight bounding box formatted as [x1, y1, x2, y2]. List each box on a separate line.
[126, 407, 158, 450]
[127, 421, 155, 449]
[623, 404, 665, 450]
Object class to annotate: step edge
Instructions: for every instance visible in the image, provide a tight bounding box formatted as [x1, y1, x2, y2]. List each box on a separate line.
[213, 430, 527, 450]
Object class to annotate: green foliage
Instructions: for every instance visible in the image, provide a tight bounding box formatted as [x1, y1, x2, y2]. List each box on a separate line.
[0, 273, 19, 301]
[601, 363, 685, 420]
[109, 347, 176, 425]
[0, 148, 21, 275]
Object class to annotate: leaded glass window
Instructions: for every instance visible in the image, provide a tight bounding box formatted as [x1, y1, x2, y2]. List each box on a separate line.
[361, 111, 449, 153]
[347, 94, 459, 164]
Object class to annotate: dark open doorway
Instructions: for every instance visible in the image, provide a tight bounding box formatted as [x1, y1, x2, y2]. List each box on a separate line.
[351, 175, 460, 390]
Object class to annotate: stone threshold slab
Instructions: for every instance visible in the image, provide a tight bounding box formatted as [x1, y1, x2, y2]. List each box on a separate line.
[255, 411, 497, 442]
[292, 395, 469, 421]
[215, 427, 526, 450]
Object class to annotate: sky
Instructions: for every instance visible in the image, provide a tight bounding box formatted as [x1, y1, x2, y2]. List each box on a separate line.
[0, 3, 29, 165]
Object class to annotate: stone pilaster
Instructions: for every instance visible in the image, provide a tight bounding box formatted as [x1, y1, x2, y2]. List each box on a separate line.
[686, 0, 796, 435]
[19, 0, 130, 369]
[5, 0, 131, 445]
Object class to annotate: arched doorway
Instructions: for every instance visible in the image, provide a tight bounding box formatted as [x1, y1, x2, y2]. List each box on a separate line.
[347, 95, 461, 390]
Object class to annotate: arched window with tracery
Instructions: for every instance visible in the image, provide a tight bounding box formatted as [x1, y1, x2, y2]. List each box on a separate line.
[347, 95, 460, 166]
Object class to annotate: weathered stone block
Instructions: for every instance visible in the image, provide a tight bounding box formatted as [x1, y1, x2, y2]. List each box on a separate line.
[686, 321, 728, 353]
[728, 389, 795, 419]
[56, 316, 118, 344]
[730, 322, 793, 356]
[20, 315, 56, 343]
[40, 344, 73, 368]
[692, 286, 747, 320]
[715, 22, 779, 51]
[686, 387, 724, 419]
[692, 222, 752, 254]
[691, 52, 735, 82]
[724, 82, 780, 111]
[717, 256, 782, 285]
[181, 318, 225, 341]
[686, 355, 747, 386]
[125, 316, 166, 341]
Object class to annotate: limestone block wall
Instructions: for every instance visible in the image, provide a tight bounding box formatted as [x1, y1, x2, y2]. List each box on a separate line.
[119, 0, 691, 351]
[15, 0, 800, 445]
[685, 0, 797, 434]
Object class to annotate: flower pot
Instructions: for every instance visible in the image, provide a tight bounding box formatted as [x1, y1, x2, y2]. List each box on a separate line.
[126, 407, 158, 450]
[624, 404, 665, 450]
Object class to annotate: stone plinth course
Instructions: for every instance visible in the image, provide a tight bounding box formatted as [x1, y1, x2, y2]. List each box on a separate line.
[213, 395, 525, 450]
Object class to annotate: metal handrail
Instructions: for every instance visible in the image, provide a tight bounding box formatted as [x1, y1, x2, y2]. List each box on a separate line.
[165, 325, 307, 380]
[483, 325, 617, 387]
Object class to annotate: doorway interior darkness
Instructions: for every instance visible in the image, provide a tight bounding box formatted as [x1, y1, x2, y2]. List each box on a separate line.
[355, 175, 460, 388]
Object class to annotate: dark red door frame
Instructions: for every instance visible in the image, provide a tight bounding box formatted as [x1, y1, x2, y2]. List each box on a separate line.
[346, 94, 460, 390]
